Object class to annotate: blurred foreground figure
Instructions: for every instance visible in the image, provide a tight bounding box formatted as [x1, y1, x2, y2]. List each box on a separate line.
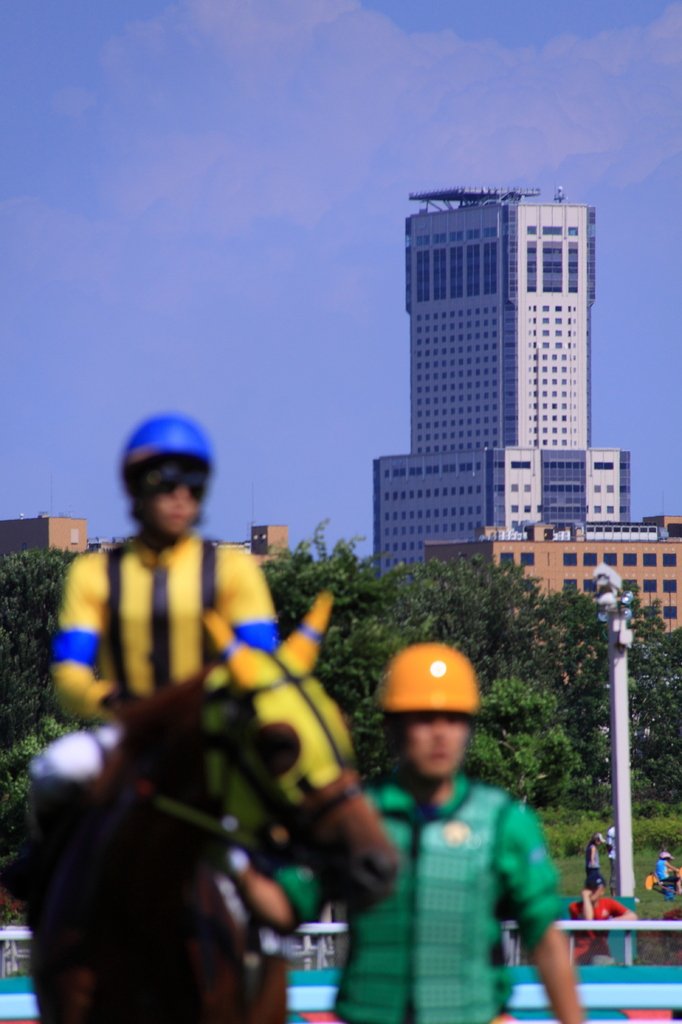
[275, 644, 584, 1024]
[31, 412, 278, 831]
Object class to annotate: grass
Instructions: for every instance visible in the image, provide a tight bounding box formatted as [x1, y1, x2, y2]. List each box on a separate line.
[555, 847, 682, 919]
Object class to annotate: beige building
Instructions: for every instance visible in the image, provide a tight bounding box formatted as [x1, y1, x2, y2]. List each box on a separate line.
[250, 525, 288, 565]
[0, 515, 87, 556]
[425, 521, 681, 630]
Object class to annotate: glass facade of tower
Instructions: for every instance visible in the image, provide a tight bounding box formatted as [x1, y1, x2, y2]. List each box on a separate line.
[375, 192, 629, 570]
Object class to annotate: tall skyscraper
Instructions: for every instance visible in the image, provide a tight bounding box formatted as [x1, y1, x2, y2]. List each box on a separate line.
[405, 187, 594, 453]
[373, 187, 630, 572]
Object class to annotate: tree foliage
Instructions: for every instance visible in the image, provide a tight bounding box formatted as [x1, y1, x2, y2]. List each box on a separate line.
[263, 526, 409, 778]
[0, 549, 75, 749]
[1, 531, 682, 860]
[265, 530, 682, 807]
[466, 677, 579, 806]
[0, 717, 73, 860]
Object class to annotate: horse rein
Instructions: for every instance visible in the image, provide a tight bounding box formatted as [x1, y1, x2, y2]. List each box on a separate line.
[131, 674, 361, 850]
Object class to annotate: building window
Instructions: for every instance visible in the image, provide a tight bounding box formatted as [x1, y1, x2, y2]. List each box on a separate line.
[664, 606, 678, 620]
[568, 244, 578, 293]
[583, 552, 597, 566]
[433, 248, 446, 301]
[643, 553, 657, 567]
[563, 579, 577, 590]
[450, 246, 463, 299]
[623, 553, 637, 566]
[643, 579, 657, 593]
[527, 244, 537, 293]
[543, 226, 562, 235]
[417, 250, 430, 303]
[484, 241, 497, 295]
[604, 553, 617, 566]
[500, 552, 514, 563]
[543, 245, 562, 292]
[583, 579, 596, 592]
[521, 552, 535, 565]
[467, 244, 480, 297]
[568, 227, 578, 236]
[663, 580, 677, 593]
[664, 553, 677, 567]
[563, 552, 577, 566]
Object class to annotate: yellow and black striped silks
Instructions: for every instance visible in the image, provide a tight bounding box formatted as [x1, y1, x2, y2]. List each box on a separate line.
[51, 534, 279, 718]
[200, 592, 355, 851]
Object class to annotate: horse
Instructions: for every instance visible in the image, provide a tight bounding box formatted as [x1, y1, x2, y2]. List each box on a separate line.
[31, 593, 398, 1024]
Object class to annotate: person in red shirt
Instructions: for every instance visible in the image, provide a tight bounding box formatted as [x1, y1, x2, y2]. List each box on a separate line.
[568, 874, 636, 965]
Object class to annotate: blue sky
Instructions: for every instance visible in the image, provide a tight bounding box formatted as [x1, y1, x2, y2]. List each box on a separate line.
[0, 0, 679, 550]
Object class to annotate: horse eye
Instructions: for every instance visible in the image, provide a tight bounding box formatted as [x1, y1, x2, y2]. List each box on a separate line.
[256, 723, 301, 776]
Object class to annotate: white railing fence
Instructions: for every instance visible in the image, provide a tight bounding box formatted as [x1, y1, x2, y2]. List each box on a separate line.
[291, 920, 682, 971]
[3, 920, 682, 976]
[0, 928, 31, 978]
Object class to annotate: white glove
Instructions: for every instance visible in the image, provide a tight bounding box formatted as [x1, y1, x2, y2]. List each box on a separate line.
[226, 846, 250, 879]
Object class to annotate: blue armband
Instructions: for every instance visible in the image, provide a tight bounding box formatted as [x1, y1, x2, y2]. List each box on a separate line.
[51, 629, 99, 667]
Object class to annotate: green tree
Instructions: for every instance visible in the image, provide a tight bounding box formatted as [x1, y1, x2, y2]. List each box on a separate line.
[391, 555, 542, 691]
[263, 526, 409, 778]
[0, 549, 75, 749]
[531, 588, 611, 808]
[0, 717, 74, 860]
[629, 595, 682, 801]
[466, 676, 580, 806]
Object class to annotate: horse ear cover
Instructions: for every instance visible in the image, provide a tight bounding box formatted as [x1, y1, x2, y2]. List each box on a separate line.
[202, 591, 333, 690]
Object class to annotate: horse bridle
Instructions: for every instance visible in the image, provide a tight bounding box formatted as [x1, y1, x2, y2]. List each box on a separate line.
[137, 678, 361, 852]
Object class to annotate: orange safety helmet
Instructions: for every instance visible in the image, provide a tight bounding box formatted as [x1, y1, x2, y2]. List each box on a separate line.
[379, 643, 480, 715]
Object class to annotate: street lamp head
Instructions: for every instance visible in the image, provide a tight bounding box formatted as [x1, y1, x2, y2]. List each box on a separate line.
[593, 561, 623, 593]
[621, 591, 634, 607]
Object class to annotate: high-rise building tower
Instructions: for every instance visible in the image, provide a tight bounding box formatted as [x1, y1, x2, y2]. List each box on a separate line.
[373, 187, 630, 572]
[405, 187, 595, 453]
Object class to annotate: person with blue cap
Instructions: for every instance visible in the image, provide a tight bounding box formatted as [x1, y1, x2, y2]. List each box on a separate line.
[31, 413, 280, 831]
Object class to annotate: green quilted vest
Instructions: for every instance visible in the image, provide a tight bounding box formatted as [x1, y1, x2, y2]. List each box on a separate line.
[335, 776, 513, 1024]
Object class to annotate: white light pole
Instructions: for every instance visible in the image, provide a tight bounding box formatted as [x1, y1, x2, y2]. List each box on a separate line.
[593, 563, 635, 898]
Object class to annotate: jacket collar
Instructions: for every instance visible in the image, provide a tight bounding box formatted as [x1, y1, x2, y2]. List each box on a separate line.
[371, 773, 470, 820]
[130, 532, 198, 570]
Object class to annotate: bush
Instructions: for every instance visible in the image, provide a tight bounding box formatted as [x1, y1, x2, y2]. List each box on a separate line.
[0, 717, 74, 860]
[539, 812, 682, 859]
[0, 885, 24, 926]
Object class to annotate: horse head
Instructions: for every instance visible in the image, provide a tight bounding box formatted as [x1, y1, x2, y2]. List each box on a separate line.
[200, 592, 397, 909]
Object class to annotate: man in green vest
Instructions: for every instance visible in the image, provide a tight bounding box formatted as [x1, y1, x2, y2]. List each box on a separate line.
[276, 642, 582, 1024]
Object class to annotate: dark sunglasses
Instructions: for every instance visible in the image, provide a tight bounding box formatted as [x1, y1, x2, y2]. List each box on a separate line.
[141, 461, 209, 500]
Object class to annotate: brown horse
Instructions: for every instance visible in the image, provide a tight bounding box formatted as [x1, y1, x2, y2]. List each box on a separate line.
[31, 594, 397, 1024]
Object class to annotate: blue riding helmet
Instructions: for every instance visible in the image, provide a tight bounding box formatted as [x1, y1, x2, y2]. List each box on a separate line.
[122, 414, 214, 482]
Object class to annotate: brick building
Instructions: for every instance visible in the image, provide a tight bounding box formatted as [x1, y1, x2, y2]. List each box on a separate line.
[0, 515, 87, 556]
[425, 521, 681, 630]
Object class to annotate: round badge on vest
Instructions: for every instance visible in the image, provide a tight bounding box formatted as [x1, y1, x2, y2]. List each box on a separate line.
[442, 821, 472, 846]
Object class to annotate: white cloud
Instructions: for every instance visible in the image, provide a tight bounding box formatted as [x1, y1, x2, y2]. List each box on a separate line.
[6, 0, 682, 305]
[90, 1, 682, 230]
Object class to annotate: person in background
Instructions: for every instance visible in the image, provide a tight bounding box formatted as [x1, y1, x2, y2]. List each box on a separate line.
[655, 851, 681, 901]
[584, 833, 604, 887]
[606, 825, 616, 896]
[273, 644, 583, 1024]
[568, 875, 636, 966]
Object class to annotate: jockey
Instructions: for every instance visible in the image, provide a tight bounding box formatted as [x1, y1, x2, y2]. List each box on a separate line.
[31, 413, 279, 826]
